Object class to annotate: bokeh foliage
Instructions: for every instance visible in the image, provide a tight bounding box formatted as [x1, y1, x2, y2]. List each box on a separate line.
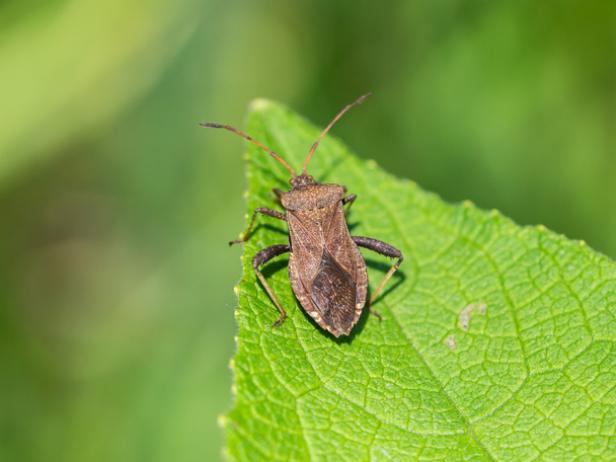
[0, 1, 614, 461]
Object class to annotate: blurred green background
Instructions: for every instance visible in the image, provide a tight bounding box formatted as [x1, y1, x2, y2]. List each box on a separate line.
[0, 1, 614, 461]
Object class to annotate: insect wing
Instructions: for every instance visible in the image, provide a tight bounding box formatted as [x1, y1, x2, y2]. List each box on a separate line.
[287, 204, 367, 337]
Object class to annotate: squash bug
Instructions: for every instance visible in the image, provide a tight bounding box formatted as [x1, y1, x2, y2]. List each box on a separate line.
[201, 94, 403, 337]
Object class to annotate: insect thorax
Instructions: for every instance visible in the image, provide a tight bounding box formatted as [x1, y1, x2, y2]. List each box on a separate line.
[281, 184, 345, 211]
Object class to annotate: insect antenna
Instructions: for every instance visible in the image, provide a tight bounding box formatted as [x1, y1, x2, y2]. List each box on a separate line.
[302, 92, 371, 174]
[200, 122, 296, 178]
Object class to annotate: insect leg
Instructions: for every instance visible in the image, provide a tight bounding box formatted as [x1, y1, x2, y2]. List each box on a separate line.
[352, 236, 404, 305]
[342, 194, 357, 213]
[230, 208, 286, 246]
[252, 244, 291, 327]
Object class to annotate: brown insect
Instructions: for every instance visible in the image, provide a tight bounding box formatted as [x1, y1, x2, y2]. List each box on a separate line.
[202, 94, 403, 337]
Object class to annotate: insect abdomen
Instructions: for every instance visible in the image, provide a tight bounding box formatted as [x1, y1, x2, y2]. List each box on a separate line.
[310, 249, 357, 335]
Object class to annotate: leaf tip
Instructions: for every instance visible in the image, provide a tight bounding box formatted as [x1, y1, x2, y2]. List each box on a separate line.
[249, 98, 272, 112]
[366, 159, 378, 169]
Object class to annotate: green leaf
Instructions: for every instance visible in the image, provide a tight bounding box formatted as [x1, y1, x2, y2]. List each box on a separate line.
[225, 99, 616, 461]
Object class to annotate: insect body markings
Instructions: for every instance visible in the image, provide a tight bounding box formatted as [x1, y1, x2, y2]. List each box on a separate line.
[202, 94, 403, 337]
